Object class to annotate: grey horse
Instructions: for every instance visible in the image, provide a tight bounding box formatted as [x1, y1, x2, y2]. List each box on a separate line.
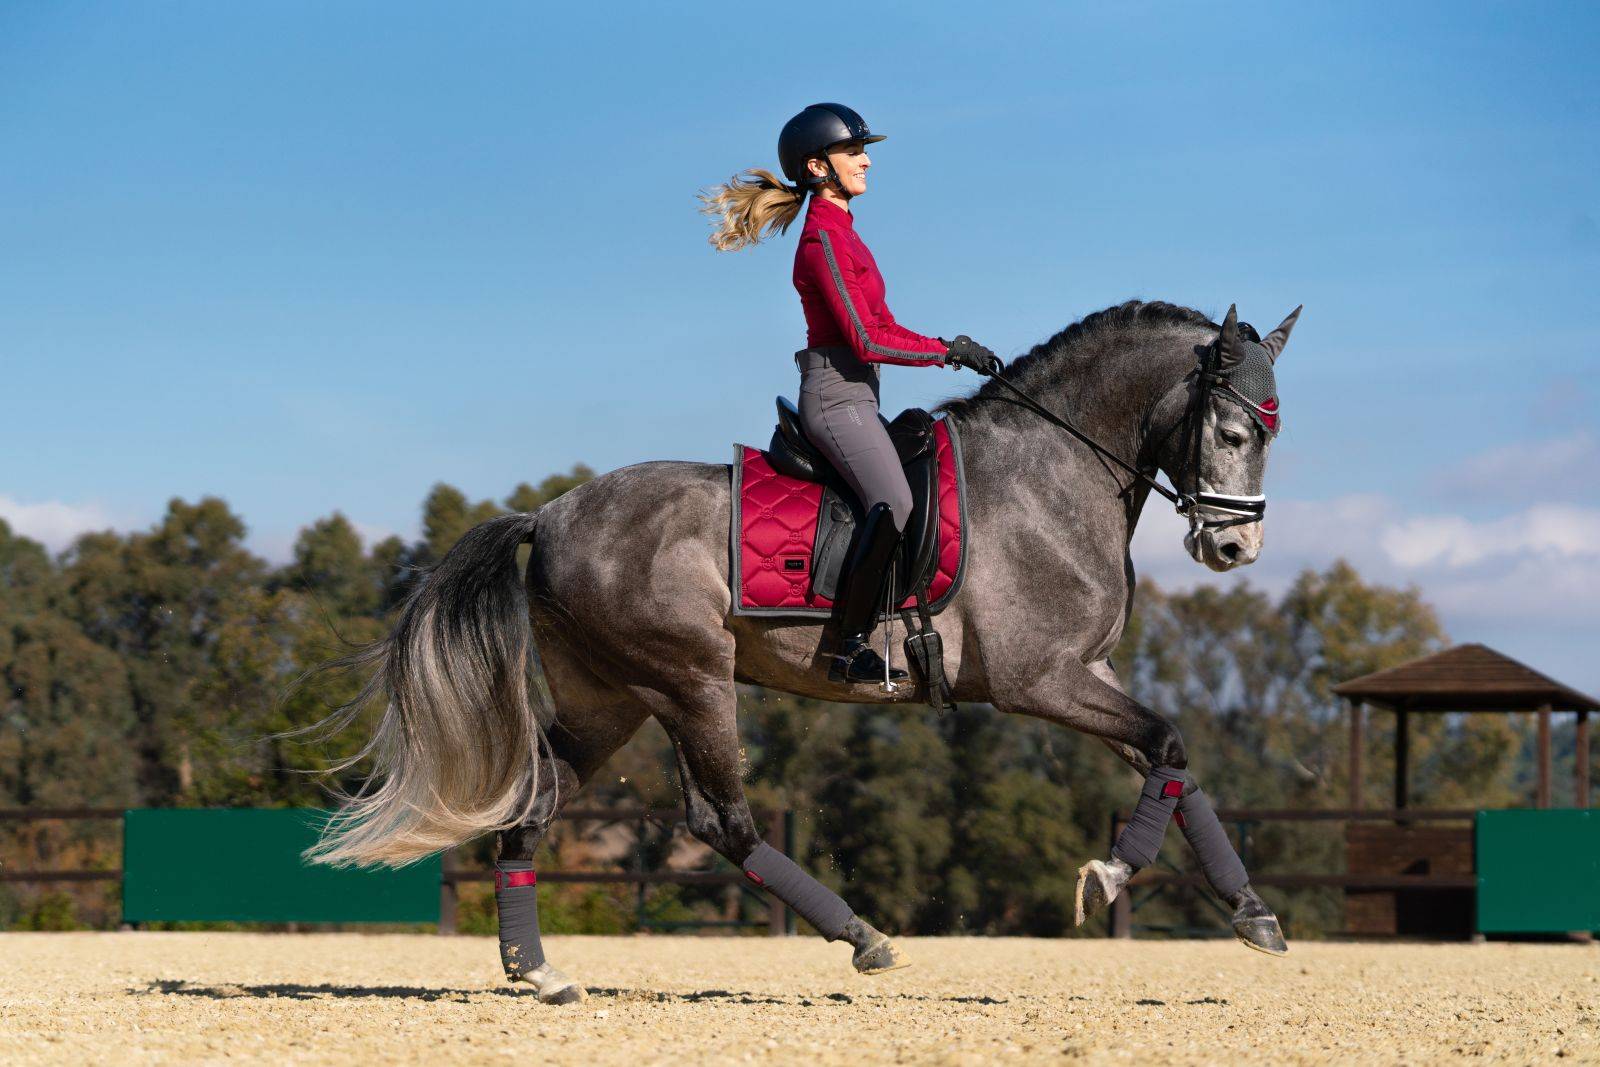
[305, 299, 1300, 1003]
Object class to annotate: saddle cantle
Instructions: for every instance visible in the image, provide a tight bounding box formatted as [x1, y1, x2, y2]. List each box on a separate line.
[730, 397, 967, 619]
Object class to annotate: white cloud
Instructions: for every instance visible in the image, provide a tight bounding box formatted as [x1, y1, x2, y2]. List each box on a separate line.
[1132, 494, 1600, 628]
[1381, 504, 1600, 568]
[1437, 430, 1600, 505]
[0, 495, 124, 552]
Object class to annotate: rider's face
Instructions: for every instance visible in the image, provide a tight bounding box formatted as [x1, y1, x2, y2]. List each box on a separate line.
[810, 141, 871, 197]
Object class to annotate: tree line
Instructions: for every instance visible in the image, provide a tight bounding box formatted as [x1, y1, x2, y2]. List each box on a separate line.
[0, 466, 1549, 935]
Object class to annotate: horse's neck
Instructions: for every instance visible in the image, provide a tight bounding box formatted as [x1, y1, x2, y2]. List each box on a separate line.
[1053, 339, 1192, 462]
[959, 332, 1195, 540]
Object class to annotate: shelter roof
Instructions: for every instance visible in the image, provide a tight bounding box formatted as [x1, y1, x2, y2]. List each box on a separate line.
[1333, 643, 1600, 712]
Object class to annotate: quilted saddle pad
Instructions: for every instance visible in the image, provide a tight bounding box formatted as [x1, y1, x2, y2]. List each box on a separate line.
[729, 418, 968, 618]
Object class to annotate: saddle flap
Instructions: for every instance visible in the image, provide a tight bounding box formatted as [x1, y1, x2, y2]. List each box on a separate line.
[896, 445, 940, 598]
[810, 489, 856, 601]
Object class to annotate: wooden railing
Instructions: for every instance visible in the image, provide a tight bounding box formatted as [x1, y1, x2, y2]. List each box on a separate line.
[1106, 807, 1479, 938]
[0, 806, 796, 935]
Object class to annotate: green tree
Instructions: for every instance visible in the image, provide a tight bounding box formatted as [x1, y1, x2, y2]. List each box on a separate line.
[505, 465, 595, 513]
[419, 484, 504, 563]
[61, 497, 267, 803]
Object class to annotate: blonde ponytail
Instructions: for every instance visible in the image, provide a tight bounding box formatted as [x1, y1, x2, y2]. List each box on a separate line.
[699, 168, 807, 252]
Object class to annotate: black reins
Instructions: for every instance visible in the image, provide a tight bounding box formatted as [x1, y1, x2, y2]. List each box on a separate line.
[973, 356, 1266, 530]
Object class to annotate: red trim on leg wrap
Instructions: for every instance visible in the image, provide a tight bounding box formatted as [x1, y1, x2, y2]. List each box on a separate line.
[495, 870, 538, 890]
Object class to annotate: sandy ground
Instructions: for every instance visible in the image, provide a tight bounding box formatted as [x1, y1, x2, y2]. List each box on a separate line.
[2, 933, 1596, 1065]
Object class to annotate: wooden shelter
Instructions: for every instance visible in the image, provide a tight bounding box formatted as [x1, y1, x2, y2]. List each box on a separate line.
[1331, 643, 1598, 937]
[1335, 642, 1597, 811]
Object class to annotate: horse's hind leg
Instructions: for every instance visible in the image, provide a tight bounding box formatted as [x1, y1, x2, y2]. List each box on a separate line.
[494, 660, 650, 1004]
[651, 679, 909, 975]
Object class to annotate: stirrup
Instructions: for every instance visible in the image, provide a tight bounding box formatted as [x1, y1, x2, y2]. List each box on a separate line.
[828, 641, 908, 684]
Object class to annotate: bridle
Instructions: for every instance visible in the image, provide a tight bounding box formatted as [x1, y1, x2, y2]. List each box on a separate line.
[974, 339, 1269, 532]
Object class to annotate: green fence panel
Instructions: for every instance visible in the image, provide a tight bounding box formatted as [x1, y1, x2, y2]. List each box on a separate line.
[1476, 809, 1600, 933]
[122, 809, 441, 924]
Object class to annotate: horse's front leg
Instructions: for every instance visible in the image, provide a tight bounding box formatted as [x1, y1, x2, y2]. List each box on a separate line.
[990, 655, 1286, 955]
[1080, 660, 1285, 954]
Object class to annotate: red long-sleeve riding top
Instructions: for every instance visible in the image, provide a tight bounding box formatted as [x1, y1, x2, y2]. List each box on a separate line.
[793, 196, 948, 368]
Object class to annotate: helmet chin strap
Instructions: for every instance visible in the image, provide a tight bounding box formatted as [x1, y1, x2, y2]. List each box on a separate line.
[828, 162, 854, 201]
[809, 159, 854, 201]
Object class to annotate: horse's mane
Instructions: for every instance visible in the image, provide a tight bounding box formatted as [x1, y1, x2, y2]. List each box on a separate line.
[937, 300, 1215, 421]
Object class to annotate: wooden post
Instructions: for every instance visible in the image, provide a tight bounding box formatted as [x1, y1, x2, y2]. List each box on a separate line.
[1109, 810, 1131, 939]
[1536, 705, 1552, 809]
[764, 810, 787, 936]
[1348, 701, 1364, 810]
[1111, 885, 1133, 939]
[438, 850, 457, 935]
[1394, 709, 1410, 811]
[1577, 711, 1590, 809]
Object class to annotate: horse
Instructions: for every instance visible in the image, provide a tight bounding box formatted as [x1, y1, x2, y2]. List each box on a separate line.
[303, 299, 1301, 1003]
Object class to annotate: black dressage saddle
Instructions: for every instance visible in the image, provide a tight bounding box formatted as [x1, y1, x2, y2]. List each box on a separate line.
[762, 397, 942, 605]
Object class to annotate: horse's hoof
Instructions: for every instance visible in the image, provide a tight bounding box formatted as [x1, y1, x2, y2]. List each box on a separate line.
[1233, 914, 1288, 956]
[511, 963, 588, 1004]
[852, 933, 910, 975]
[1074, 857, 1130, 926]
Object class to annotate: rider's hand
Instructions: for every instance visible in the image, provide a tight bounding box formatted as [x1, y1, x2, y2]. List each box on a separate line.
[945, 335, 1002, 375]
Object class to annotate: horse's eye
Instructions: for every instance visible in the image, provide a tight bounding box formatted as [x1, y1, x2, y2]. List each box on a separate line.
[1220, 429, 1244, 447]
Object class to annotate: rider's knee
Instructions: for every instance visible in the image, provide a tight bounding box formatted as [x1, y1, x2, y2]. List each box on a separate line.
[885, 486, 912, 533]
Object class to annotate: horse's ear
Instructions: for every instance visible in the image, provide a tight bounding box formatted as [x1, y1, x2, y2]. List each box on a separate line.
[1216, 304, 1241, 369]
[1261, 305, 1303, 363]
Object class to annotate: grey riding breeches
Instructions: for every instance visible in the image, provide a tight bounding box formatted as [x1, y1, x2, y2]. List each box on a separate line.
[796, 345, 912, 533]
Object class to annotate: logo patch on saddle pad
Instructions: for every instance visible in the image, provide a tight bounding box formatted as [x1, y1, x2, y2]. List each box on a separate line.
[729, 419, 969, 618]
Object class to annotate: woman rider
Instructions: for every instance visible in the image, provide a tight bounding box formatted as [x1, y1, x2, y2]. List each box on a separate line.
[702, 102, 1000, 683]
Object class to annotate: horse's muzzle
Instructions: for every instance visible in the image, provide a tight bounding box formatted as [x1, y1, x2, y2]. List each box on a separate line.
[1186, 523, 1263, 572]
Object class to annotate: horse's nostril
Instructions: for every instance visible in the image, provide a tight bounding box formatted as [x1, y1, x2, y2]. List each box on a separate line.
[1219, 541, 1241, 562]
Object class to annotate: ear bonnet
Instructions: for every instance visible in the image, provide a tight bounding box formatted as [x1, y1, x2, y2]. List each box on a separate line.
[1207, 305, 1300, 436]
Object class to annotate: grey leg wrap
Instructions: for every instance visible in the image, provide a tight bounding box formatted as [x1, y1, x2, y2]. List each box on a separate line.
[1111, 765, 1186, 869]
[495, 860, 545, 978]
[742, 842, 853, 941]
[1176, 785, 1249, 899]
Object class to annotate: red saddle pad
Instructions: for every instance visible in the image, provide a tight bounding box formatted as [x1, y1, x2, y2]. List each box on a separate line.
[730, 418, 966, 617]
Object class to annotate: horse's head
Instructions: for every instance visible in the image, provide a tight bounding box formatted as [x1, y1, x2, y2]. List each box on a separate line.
[1176, 303, 1301, 572]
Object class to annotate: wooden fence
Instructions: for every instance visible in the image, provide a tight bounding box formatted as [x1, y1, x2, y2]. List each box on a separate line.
[1106, 807, 1479, 938]
[0, 806, 795, 935]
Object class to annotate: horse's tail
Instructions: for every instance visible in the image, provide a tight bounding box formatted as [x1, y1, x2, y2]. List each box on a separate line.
[301, 512, 549, 868]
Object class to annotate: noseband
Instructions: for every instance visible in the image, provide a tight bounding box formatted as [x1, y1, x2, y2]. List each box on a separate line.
[1182, 345, 1272, 532]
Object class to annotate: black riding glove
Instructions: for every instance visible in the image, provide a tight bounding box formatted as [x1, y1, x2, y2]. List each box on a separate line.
[945, 335, 1001, 375]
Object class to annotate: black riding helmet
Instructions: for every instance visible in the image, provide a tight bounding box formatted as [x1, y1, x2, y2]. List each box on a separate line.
[778, 103, 885, 196]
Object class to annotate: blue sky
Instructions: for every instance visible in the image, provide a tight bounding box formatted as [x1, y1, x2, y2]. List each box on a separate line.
[2, 3, 1597, 692]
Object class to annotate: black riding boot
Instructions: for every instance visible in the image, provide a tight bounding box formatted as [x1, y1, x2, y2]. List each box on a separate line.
[828, 504, 909, 684]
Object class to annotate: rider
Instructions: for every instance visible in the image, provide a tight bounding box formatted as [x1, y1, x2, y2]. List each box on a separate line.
[702, 102, 1000, 683]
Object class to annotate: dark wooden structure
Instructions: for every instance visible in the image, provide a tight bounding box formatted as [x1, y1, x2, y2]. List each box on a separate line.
[1333, 643, 1599, 937]
[1, 806, 795, 935]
